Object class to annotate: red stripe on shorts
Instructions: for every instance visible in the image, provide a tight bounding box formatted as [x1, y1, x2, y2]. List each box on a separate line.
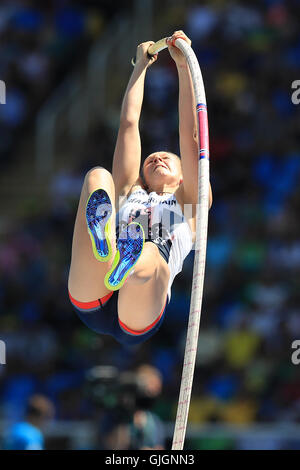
[68, 291, 113, 309]
[118, 298, 167, 336]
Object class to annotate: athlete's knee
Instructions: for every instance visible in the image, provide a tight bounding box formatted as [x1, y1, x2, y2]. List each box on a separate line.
[84, 166, 113, 188]
[126, 268, 153, 285]
[128, 257, 169, 285]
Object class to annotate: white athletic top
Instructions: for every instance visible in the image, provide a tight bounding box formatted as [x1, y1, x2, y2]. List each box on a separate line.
[117, 188, 193, 301]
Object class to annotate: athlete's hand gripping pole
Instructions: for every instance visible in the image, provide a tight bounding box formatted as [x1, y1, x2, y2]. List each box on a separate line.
[131, 37, 169, 66]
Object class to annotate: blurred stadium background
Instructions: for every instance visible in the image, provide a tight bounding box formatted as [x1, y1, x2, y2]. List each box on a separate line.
[0, 0, 300, 450]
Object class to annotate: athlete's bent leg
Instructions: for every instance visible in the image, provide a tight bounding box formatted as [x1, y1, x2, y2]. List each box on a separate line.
[126, 242, 164, 284]
[117, 243, 170, 332]
[68, 166, 116, 302]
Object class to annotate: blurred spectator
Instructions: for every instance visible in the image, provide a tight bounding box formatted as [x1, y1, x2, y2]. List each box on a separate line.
[223, 318, 262, 370]
[129, 365, 165, 450]
[3, 394, 55, 450]
[186, 4, 218, 41]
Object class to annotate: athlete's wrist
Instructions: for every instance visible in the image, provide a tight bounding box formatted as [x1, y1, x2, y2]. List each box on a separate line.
[133, 60, 148, 74]
[176, 62, 188, 70]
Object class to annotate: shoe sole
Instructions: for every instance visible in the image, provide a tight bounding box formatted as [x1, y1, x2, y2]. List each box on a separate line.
[104, 222, 145, 291]
[86, 188, 113, 262]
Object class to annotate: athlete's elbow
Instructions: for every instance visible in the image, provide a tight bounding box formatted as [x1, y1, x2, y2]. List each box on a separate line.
[209, 183, 213, 210]
[193, 127, 198, 143]
[120, 115, 139, 128]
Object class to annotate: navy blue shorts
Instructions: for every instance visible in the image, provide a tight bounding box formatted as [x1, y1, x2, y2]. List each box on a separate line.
[68, 290, 168, 347]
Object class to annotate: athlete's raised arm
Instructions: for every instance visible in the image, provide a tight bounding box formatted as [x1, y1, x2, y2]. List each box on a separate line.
[167, 31, 212, 209]
[112, 42, 157, 202]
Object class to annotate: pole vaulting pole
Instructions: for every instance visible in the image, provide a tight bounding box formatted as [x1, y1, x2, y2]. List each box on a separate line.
[132, 37, 210, 450]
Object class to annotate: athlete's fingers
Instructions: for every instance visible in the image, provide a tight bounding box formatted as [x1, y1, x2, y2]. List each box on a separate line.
[135, 41, 157, 66]
[168, 30, 192, 47]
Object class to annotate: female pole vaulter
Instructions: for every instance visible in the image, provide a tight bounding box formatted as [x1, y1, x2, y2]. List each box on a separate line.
[67, 31, 213, 347]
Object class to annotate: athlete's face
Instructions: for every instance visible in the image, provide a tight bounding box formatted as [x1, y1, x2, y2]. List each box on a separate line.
[142, 152, 182, 189]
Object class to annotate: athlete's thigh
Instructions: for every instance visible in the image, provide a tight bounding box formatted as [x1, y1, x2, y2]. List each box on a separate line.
[117, 260, 170, 332]
[68, 168, 116, 302]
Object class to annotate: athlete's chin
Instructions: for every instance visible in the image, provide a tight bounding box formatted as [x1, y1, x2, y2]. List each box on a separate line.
[149, 175, 171, 186]
[153, 168, 171, 177]
[153, 167, 168, 176]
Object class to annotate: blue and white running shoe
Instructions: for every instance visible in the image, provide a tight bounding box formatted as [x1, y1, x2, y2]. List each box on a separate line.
[86, 188, 113, 262]
[104, 222, 145, 291]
